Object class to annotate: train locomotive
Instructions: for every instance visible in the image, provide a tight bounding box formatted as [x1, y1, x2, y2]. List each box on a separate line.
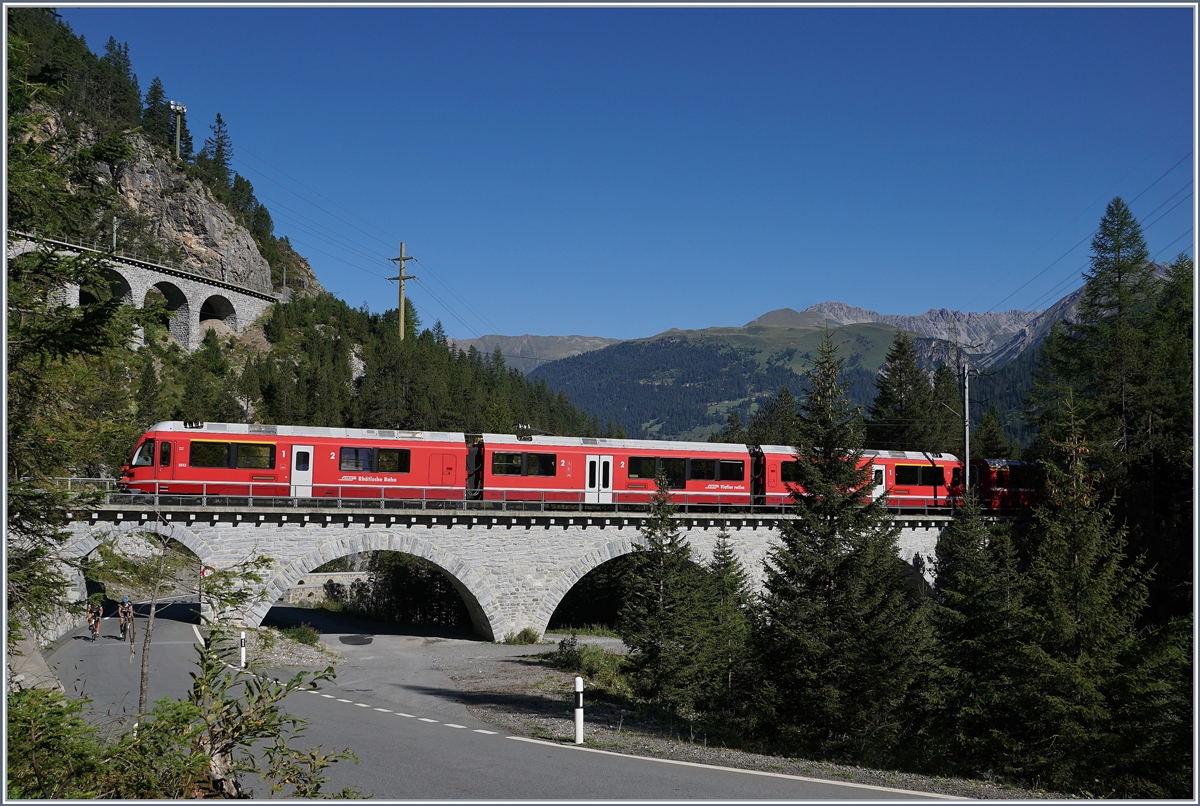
[119, 420, 1036, 511]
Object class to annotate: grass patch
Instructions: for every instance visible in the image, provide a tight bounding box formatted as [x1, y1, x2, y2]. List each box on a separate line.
[281, 623, 320, 646]
[502, 627, 542, 645]
[544, 624, 620, 638]
[547, 634, 632, 697]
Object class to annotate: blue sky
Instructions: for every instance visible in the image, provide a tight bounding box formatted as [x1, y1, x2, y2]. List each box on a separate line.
[60, 6, 1194, 341]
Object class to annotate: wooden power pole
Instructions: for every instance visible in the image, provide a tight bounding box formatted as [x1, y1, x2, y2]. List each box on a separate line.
[387, 242, 418, 340]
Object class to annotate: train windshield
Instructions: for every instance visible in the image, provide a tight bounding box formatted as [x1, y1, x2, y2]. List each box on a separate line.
[131, 440, 155, 467]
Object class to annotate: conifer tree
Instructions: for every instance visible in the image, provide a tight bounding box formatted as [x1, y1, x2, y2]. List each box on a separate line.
[758, 331, 930, 766]
[140, 77, 171, 150]
[928, 363, 962, 455]
[135, 351, 161, 428]
[196, 112, 233, 190]
[617, 472, 709, 716]
[867, 330, 932, 451]
[974, 404, 1013, 460]
[925, 495, 1029, 776]
[1016, 397, 1149, 791]
[748, 387, 801, 446]
[699, 529, 754, 731]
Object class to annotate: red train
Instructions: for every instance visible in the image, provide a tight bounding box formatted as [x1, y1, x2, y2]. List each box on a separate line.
[119, 421, 1037, 511]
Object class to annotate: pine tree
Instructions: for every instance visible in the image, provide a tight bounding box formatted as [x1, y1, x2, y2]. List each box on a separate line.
[924, 496, 1030, 777]
[1016, 397, 1149, 792]
[699, 529, 754, 731]
[758, 331, 930, 766]
[617, 472, 710, 716]
[974, 404, 1013, 460]
[140, 77, 171, 150]
[196, 112, 233, 190]
[867, 329, 932, 451]
[135, 352, 161, 428]
[928, 363, 962, 455]
[748, 387, 801, 446]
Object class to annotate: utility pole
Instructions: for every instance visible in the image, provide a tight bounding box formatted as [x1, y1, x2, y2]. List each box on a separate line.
[387, 241, 418, 340]
[169, 100, 187, 159]
[963, 364, 972, 492]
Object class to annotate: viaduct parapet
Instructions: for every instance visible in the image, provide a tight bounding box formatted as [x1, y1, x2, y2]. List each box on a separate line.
[60, 507, 945, 641]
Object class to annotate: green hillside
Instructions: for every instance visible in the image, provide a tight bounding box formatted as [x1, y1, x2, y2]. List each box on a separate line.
[531, 322, 907, 440]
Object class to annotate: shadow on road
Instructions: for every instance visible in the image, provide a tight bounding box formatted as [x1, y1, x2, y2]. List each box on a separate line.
[262, 604, 482, 642]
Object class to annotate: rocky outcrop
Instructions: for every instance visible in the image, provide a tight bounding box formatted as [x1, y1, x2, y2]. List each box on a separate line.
[113, 136, 272, 292]
[772, 301, 1045, 357]
[449, 333, 622, 375]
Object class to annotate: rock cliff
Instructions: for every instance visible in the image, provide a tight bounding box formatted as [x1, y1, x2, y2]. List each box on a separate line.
[112, 135, 272, 291]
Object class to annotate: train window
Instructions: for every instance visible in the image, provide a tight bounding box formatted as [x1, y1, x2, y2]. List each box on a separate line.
[719, 460, 745, 481]
[660, 458, 686, 489]
[995, 469, 1009, 488]
[897, 465, 945, 486]
[951, 467, 961, 486]
[689, 459, 717, 480]
[340, 447, 372, 472]
[627, 456, 656, 479]
[492, 453, 523, 475]
[526, 453, 556, 477]
[131, 440, 155, 467]
[1011, 465, 1038, 489]
[296, 451, 310, 472]
[235, 444, 275, 470]
[780, 460, 802, 483]
[874, 469, 884, 487]
[377, 449, 411, 473]
[159, 441, 171, 468]
[190, 441, 230, 468]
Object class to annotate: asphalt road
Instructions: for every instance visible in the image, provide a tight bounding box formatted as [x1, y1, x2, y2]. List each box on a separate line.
[48, 607, 954, 800]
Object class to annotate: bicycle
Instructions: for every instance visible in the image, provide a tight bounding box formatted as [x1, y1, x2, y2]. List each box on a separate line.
[89, 612, 101, 642]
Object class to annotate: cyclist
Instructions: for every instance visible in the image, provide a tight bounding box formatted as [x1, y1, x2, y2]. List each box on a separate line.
[86, 599, 103, 641]
[117, 596, 134, 640]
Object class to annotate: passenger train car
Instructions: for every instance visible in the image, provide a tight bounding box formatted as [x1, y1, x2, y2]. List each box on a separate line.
[120, 421, 1035, 511]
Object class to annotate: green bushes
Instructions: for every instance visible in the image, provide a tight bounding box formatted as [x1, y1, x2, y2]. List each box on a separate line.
[550, 634, 631, 697]
[502, 627, 541, 645]
[281, 623, 320, 646]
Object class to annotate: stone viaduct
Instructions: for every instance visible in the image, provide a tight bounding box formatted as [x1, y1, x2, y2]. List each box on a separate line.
[8, 233, 277, 350]
[60, 505, 946, 641]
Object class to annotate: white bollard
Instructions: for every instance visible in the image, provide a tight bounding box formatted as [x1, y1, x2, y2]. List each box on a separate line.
[574, 676, 584, 745]
[240, 631, 246, 668]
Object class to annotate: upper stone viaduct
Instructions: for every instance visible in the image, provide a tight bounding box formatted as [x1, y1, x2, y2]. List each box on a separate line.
[59, 505, 946, 641]
[8, 233, 277, 350]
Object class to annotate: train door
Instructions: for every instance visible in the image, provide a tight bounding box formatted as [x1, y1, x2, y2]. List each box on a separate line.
[430, 454, 458, 487]
[585, 454, 613, 504]
[872, 464, 886, 500]
[158, 439, 175, 482]
[291, 445, 313, 497]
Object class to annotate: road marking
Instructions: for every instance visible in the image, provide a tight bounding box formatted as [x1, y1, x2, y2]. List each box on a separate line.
[354, 703, 370, 707]
[474, 729, 498, 735]
[336, 698, 352, 703]
[374, 708, 392, 712]
[444, 724, 467, 729]
[321, 694, 335, 698]
[418, 718, 439, 723]
[503, 737, 960, 799]
[191, 624, 204, 644]
[396, 713, 416, 718]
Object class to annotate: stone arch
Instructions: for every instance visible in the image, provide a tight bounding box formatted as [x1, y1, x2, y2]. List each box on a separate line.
[199, 294, 238, 331]
[528, 535, 644, 637]
[79, 266, 133, 306]
[145, 281, 190, 347]
[62, 521, 216, 566]
[244, 532, 503, 640]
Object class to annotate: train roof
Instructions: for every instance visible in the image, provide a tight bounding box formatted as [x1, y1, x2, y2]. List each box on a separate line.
[977, 458, 1034, 468]
[758, 445, 960, 462]
[482, 433, 752, 454]
[148, 421, 466, 443]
